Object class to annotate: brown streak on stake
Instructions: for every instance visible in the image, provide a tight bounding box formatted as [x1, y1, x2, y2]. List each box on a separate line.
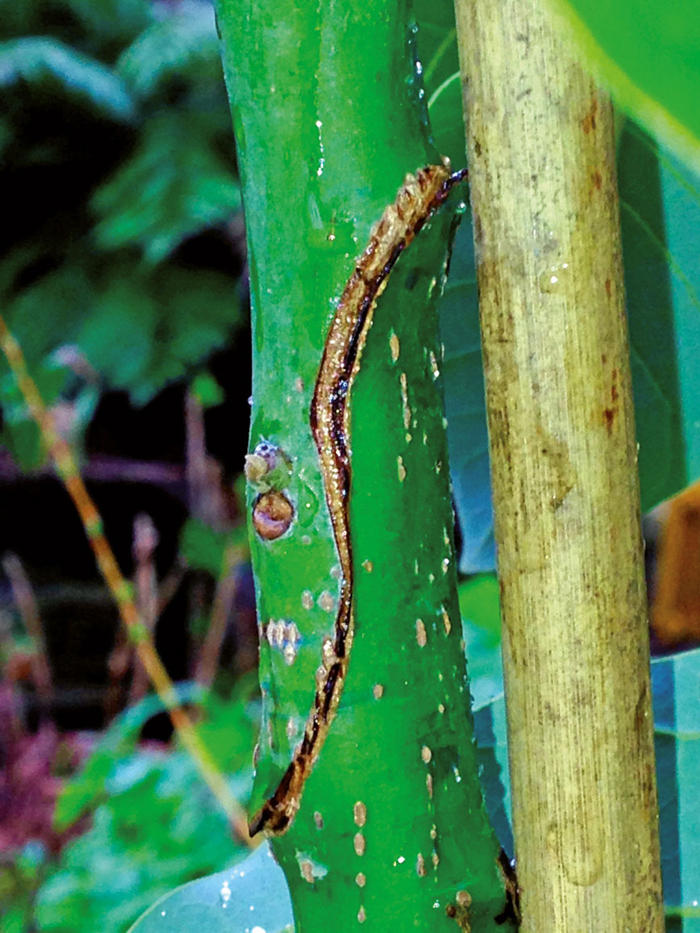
[249, 163, 468, 836]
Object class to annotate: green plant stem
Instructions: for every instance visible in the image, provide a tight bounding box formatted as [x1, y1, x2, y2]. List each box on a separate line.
[0, 314, 252, 846]
[216, 0, 512, 929]
[454, 0, 664, 927]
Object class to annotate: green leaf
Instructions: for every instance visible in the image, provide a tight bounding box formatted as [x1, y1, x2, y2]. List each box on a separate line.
[55, 685, 204, 831]
[439, 218, 495, 573]
[191, 371, 225, 409]
[0, 360, 69, 470]
[459, 574, 503, 709]
[179, 518, 231, 577]
[0, 37, 135, 123]
[92, 111, 240, 264]
[415, 0, 464, 165]
[555, 0, 700, 171]
[117, 2, 223, 99]
[128, 842, 293, 933]
[77, 276, 157, 390]
[61, 0, 153, 50]
[76, 263, 241, 404]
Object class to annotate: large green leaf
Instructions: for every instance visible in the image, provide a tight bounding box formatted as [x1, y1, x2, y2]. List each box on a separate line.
[555, 0, 700, 172]
[128, 843, 293, 933]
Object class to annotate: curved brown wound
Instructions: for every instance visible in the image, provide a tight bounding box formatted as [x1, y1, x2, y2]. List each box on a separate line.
[249, 163, 467, 836]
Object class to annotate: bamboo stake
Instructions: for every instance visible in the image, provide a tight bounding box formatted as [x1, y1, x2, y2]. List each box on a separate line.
[454, 0, 664, 928]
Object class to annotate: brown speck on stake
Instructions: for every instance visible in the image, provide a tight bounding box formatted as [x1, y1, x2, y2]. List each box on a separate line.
[421, 745, 432, 763]
[416, 619, 428, 647]
[417, 853, 427, 876]
[300, 860, 315, 884]
[373, 683, 384, 699]
[426, 773, 434, 798]
[398, 455, 407, 482]
[354, 832, 366, 856]
[313, 811, 324, 830]
[361, 559, 373, 572]
[356, 872, 366, 887]
[358, 907, 367, 924]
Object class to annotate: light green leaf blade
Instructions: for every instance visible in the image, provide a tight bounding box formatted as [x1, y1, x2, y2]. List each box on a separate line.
[555, 0, 700, 172]
[128, 843, 293, 933]
[0, 37, 135, 123]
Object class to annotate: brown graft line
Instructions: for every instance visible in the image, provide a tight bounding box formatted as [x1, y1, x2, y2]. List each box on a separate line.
[250, 163, 467, 836]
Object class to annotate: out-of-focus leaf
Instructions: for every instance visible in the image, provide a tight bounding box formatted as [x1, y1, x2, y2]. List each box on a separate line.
[62, 0, 153, 50]
[128, 266, 242, 405]
[76, 263, 241, 405]
[92, 111, 240, 264]
[415, 0, 464, 165]
[117, 2, 222, 99]
[0, 37, 135, 123]
[40, 684, 255, 933]
[179, 518, 230, 578]
[55, 685, 204, 831]
[459, 574, 503, 708]
[191, 371, 225, 409]
[77, 277, 157, 390]
[0, 360, 69, 470]
[128, 842, 293, 933]
[620, 125, 700, 504]
[438, 219, 496, 573]
[555, 0, 700, 172]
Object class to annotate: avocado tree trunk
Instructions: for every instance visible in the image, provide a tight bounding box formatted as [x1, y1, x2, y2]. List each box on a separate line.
[454, 0, 664, 929]
[216, 1, 514, 930]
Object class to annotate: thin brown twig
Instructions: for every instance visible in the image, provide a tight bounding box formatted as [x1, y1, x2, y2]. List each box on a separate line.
[2, 552, 53, 714]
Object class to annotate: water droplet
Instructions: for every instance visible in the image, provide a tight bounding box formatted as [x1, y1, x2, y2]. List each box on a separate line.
[220, 880, 231, 908]
[297, 481, 319, 527]
[538, 262, 570, 293]
[415, 60, 423, 76]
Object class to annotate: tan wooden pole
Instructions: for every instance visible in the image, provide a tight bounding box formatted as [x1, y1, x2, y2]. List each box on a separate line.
[453, 0, 664, 928]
